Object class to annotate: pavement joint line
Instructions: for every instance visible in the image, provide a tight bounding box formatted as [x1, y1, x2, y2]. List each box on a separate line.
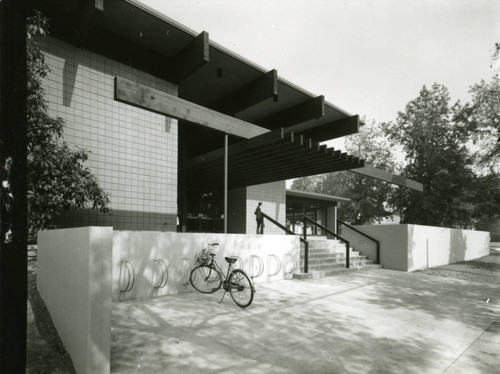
[440, 314, 500, 374]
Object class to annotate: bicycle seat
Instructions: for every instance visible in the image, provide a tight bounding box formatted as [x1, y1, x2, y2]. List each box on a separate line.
[225, 257, 237, 264]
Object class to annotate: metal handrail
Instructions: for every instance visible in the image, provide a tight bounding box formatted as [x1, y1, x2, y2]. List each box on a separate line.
[337, 219, 380, 264]
[303, 216, 351, 269]
[262, 212, 310, 273]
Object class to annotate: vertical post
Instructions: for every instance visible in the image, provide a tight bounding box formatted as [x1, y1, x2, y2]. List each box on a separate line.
[224, 134, 228, 233]
[303, 216, 308, 273]
[345, 241, 350, 269]
[0, 1, 28, 370]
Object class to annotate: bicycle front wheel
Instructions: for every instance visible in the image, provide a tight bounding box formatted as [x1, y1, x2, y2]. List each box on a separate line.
[228, 269, 254, 308]
[190, 265, 222, 294]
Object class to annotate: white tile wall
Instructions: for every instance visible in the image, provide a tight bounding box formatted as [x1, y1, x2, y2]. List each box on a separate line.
[40, 36, 178, 231]
[247, 181, 286, 235]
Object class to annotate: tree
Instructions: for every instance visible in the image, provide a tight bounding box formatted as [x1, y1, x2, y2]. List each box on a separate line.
[291, 121, 396, 224]
[27, 11, 110, 239]
[453, 75, 500, 170]
[383, 83, 476, 228]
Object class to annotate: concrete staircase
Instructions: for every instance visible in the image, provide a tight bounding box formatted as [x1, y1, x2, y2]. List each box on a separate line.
[293, 237, 381, 280]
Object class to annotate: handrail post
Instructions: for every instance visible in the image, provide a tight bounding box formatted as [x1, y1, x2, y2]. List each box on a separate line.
[345, 241, 350, 269]
[304, 240, 309, 273]
[303, 216, 308, 273]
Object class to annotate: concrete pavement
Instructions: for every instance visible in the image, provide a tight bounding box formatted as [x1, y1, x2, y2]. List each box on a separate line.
[111, 269, 499, 373]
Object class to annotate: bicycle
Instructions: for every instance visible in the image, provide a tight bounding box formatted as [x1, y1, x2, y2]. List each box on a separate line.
[189, 243, 255, 308]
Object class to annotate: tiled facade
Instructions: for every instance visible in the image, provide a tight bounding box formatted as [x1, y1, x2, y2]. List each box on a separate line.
[40, 37, 178, 231]
[39, 37, 288, 235]
[247, 181, 286, 235]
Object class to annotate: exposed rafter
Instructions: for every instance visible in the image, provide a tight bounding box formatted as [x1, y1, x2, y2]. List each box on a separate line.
[186, 127, 364, 189]
[114, 76, 268, 139]
[72, 0, 101, 47]
[256, 95, 325, 129]
[165, 31, 209, 83]
[293, 115, 360, 142]
[210, 69, 278, 115]
[350, 165, 424, 191]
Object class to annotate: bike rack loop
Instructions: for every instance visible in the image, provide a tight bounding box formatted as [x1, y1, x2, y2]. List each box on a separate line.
[119, 260, 135, 293]
[233, 256, 244, 271]
[249, 255, 264, 279]
[267, 254, 282, 281]
[153, 259, 168, 289]
[283, 253, 298, 275]
[182, 258, 195, 285]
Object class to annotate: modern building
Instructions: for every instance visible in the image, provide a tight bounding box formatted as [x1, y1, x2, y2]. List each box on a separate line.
[37, 0, 366, 236]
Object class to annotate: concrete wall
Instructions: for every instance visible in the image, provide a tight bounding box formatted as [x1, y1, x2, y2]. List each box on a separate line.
[113, 231, 300, 301]
[353, 224, 490, 272]
[247, 181, 286, 235]
[40, 36, 178, 231]
[37, 227, 113, 374]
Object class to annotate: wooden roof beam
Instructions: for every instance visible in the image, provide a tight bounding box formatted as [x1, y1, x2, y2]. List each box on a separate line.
[257, 95, 325, 129]
[350, 164, 424, 191]
[210, 69, 278, 115]
[72, 0, 102, 47]
[295, 115, 360, 142]
[115, 76, 268, 139]
[166, 31, 209, 83]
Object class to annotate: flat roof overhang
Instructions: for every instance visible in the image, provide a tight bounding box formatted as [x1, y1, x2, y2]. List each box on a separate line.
[286, 189, 351, 204]
[37, 0, 362, 147]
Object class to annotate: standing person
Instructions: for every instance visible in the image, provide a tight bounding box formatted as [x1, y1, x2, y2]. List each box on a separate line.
[255, 202, 264, 234]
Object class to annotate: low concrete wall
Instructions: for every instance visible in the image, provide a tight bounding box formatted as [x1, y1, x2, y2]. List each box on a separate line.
[37, 227, 112, 374]
[352, 224, 490, 272]
[113, 232, 300, 301]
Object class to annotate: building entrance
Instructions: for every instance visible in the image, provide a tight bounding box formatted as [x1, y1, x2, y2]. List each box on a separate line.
[286, 203, 327, 236]
[184, 187, 224, 233]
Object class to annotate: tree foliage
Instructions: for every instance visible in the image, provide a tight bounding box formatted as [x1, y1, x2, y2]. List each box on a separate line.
[453, 75, 500, 170]
[27, 11, 110, 238]
[383, 83, 485, 228]
[292, 121, 396, 224]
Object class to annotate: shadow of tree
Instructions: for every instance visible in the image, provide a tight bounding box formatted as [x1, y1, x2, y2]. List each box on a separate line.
[110, 271, 499, 373]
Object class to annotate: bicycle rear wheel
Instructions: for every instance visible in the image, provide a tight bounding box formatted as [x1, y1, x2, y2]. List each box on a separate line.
[228, 269, 254, 308]
[190, 265, 222, 294]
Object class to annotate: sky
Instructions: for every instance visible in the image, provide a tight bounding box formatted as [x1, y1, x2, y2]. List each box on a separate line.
[139, 0, 500, 125]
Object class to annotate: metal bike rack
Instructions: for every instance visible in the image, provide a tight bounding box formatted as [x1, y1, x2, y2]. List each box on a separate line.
[153, 259, 168, 289]
[283, 253, 298, 275]
[119, 260, 135, 293]
[233, 256, 244, 271]
[182, 258, 195, 285]
[267, 254, 281, 282]
[249, 255, 264, 279]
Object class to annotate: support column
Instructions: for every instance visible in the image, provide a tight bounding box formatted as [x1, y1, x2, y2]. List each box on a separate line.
[224, 135, 228, 233]
[0, 1, 28, 370]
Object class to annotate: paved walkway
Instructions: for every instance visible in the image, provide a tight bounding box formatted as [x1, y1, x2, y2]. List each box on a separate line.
[111, 269, 499, 374]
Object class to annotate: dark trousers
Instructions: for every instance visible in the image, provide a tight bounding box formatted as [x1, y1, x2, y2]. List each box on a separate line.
[256, 220, 264, 234]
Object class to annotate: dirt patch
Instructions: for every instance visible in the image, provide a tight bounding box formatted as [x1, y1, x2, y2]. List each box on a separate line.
[26, 259, 75, 374]
[416, 249, 500, 284]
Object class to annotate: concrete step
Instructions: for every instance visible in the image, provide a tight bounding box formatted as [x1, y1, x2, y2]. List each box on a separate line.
[301, 255, 369, 265]
[305, 260, 375, 271]
[301, 250, 360, 258]
[307, 240, 346, 251]
[293, 264, 383, 280]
